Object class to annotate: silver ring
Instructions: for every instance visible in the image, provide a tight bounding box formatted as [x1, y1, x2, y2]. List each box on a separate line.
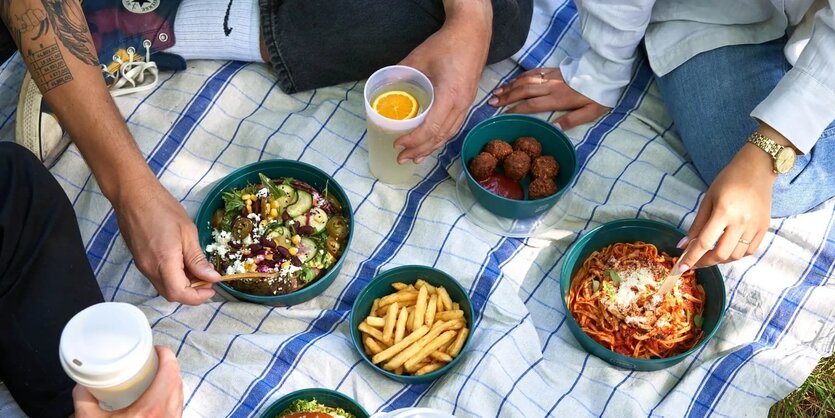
[738, 238, 751, 245]
[539, 71, 546, 84]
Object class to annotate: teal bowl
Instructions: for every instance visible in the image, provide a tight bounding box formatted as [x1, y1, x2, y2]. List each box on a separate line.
[349, 265, 475, 384]
[259, 388, 369, 418]
[461, 114, 577, 219]
[559, 218, 726, 371]
[195, 160, 354, 306]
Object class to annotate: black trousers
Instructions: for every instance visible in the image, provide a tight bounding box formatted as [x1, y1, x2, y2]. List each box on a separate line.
[0, 142, 104, 418]
[260, 0, 534, 93]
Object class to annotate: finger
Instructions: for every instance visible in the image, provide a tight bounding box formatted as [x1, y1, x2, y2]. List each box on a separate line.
[505, 95, 562, 114]
[158, 255, 215, 305]
[728, 232, 755, 263]
[491, 81, 552, 107]
[182, 224, 220, 283]
[680, 215, 727, 273]
[132, 346, 184, 412]
[696, 226, 744, 268]
[415, 111, 467, 164]
[493, 68, 558, 95]
[395, 94, 457, 164]
[686, 196, 714, 242]
[747, 230, 766, 256]
[72, 384, 101, 414]
[552, 103, 610, 131]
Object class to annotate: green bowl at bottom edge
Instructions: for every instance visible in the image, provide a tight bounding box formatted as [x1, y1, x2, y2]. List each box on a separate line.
[558, 218, 727, 371]
[349, 265, 475, 383]
[259, 388, 370, 418]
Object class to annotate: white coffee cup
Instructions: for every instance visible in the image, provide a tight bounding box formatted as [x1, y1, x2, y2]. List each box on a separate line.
[59, 302, 158, 411]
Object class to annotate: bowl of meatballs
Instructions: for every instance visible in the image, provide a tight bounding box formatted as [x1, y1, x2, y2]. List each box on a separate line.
[461, 114, 577, 219]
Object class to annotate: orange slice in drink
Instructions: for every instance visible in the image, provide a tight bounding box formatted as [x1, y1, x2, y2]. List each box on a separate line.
[372, 90, 419, 120]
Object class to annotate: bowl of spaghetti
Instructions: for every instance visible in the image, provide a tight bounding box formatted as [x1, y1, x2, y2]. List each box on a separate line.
[559, 218, 726, 370]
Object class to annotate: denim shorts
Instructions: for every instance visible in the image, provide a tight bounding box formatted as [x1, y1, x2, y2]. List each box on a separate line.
[259, 0, 533, 94]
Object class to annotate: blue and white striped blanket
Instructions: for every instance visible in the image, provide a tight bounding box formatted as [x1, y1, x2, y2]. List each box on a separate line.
[1, 1, 833, 417]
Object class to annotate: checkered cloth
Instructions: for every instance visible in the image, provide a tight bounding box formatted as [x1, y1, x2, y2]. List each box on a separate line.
[1, 1, 833, 417]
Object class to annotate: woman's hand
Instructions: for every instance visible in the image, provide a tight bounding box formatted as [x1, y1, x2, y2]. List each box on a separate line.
[113, 178, 220, 305]
[73, 346, 184, 417]
[677, 143, 777, 271]
[489, 67, 610, 130]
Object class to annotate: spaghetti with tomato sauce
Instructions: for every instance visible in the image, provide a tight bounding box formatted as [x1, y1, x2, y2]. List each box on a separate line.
[567, 241, 705, 359]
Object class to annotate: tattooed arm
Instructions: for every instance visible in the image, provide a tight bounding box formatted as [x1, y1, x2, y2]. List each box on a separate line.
[0, 0, 220, 304]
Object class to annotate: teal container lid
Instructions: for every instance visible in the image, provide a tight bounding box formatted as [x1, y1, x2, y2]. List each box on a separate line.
[260, 388, 369, 418]
[195, 159, 354, 306]
[461, 114, 577, 219]
[559, 218, 727, 371]
[349, 265, 475, 384]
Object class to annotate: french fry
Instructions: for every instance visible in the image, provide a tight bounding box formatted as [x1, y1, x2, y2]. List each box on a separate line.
[404, 330, 457, 372]
[358, 322, 385, 342]
[415, 362, 445, 376]
[364, 337, 385, 355]
[412, 359, 432, 372]
[383, 320, 457, 370]
[437, 338, 454, 354]
[379, 290, 418, 309]
[365, 316, 385, 328]
[437, 286, 453, 312]
[415, 279, 437, 295]
[447, 327, 469, 357]
[430, 351, 454, 363]
[391, 282, 408, 291]
[394, 365, 405, 375]
[425, 294, 438, 327]
[413, 286, 428, 331]
[406, 307, 416, 332]
[435, 310, 464, 322]
[372, 325, 429, 364]
[452, 302, 460, 311]
[394, 306, 408, 344]
[382, 302, 398, 344]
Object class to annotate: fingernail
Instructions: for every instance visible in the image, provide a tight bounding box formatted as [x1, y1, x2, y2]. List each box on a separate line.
[415, 157, 424, 164]
[553, 122, 563, 130]
[493, 88, 503, 95]
[488, 98, 498, 106]
[676, 236, 690, 249]
[679, 264, 690, 274]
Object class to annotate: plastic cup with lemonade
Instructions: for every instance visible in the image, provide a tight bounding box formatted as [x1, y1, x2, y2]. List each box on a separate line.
[59, 302, 158, 411]
[364, 65, 434, 184]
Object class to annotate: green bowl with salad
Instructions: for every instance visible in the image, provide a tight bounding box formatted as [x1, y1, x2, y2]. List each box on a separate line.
[196, 159, 353, 306]
[260, 388, 369, 418]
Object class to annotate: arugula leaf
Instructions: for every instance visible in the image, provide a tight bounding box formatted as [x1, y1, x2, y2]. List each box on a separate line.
[694, 314, 704, 328]
[258, 173, 285, 198]
[592, 279, 600, 292]
[606, 269, 621, 284]
[299, 267, 317, 283]
[221, 189, 245, 230]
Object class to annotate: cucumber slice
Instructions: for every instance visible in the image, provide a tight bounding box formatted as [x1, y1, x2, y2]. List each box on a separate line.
[297, 237, 318, 263]
[274, 185, 297, 209]
[307, 208, 328, 233]
[286, 190, 312, 218]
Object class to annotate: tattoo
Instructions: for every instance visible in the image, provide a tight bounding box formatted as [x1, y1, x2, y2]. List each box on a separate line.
[40, 0, 98, 65]
[27, 40, 73, 92]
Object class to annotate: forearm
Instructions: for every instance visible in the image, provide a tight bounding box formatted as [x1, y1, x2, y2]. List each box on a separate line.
[1, 0, 157, 204]
[442, 0, 492, 38]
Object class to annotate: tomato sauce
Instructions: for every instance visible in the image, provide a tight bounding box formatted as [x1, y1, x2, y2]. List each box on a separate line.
[478, 172, 524, 200]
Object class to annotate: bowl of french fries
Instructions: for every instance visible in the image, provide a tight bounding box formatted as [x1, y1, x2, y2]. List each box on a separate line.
[349, 265, 474, 383]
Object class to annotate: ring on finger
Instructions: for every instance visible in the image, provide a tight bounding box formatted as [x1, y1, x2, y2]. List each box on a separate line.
[738, 238, 752, 246]
[539, 71, 546, 84]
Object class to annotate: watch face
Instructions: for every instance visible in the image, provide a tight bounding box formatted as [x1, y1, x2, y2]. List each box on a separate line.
[775, 147, 796, 174]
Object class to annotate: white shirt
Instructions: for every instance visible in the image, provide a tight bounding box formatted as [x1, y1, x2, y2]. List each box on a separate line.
[562, 0, 835, 154]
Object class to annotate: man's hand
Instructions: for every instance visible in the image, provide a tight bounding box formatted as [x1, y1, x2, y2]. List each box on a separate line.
[393, 1, 492, 164]
[113, 179, 220, 305]
[73, 346, 184, 417]
[489, 67, 610, 130]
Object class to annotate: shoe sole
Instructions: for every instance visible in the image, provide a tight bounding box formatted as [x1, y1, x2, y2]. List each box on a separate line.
[16, 71, 69, 168]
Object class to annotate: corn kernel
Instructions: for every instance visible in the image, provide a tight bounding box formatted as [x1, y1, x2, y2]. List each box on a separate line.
[289, 247, 298, 256]
[265, 253, 273, 260]
[265, 203, 271, 213]
[261, 220, 268, 226]
[270, 208, 278, 218]
[281, 261, 291, 269]
[291, 235, 301, 245]
[270, 199, 278, 208]
[246, 204, 252, 214]
[241, 194, 252, 200]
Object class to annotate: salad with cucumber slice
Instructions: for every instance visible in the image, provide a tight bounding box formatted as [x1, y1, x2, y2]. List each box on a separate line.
[205, 173, 350, 296]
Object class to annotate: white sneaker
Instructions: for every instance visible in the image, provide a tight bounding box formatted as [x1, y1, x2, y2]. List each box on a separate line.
[15, 41, 158, 167]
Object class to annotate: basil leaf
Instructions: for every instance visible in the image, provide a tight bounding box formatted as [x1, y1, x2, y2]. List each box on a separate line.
[258, 173, 285, 198]
[606, 269, 621, 284]
[592, 279, 600, 292]
[694, 314, 704, 328]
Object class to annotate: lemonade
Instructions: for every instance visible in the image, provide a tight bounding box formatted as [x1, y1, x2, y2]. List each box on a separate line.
[364, 67, 434, 184]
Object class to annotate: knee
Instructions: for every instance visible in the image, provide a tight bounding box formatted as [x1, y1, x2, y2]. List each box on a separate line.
[486, 0, 533, 63]
[0, 142, 64, 200]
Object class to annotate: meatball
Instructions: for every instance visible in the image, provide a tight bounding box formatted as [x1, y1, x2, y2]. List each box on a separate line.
[528, 177, 558, 200]
[513, 136, 542, 159]
[483, 139, 513, 162]
[502, 150, 531, 181]
[531, 155, 560, 179]
[468, 152, 498, 181]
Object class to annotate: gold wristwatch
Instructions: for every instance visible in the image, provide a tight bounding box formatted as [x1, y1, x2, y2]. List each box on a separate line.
[746, 132, 797, 174]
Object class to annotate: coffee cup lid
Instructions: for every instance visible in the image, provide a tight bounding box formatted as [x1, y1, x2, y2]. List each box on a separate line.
[59, 302, 153, 388]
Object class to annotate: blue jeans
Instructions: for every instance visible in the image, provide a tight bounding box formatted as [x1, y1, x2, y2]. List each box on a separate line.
[655, 38, 835, 218]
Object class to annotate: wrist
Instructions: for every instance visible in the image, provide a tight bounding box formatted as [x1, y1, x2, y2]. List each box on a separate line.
[442, 0, 492, 37]
[737, 143, 779, 184]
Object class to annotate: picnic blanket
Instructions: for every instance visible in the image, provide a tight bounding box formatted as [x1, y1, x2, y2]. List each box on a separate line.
[1, 1, 834, 417]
